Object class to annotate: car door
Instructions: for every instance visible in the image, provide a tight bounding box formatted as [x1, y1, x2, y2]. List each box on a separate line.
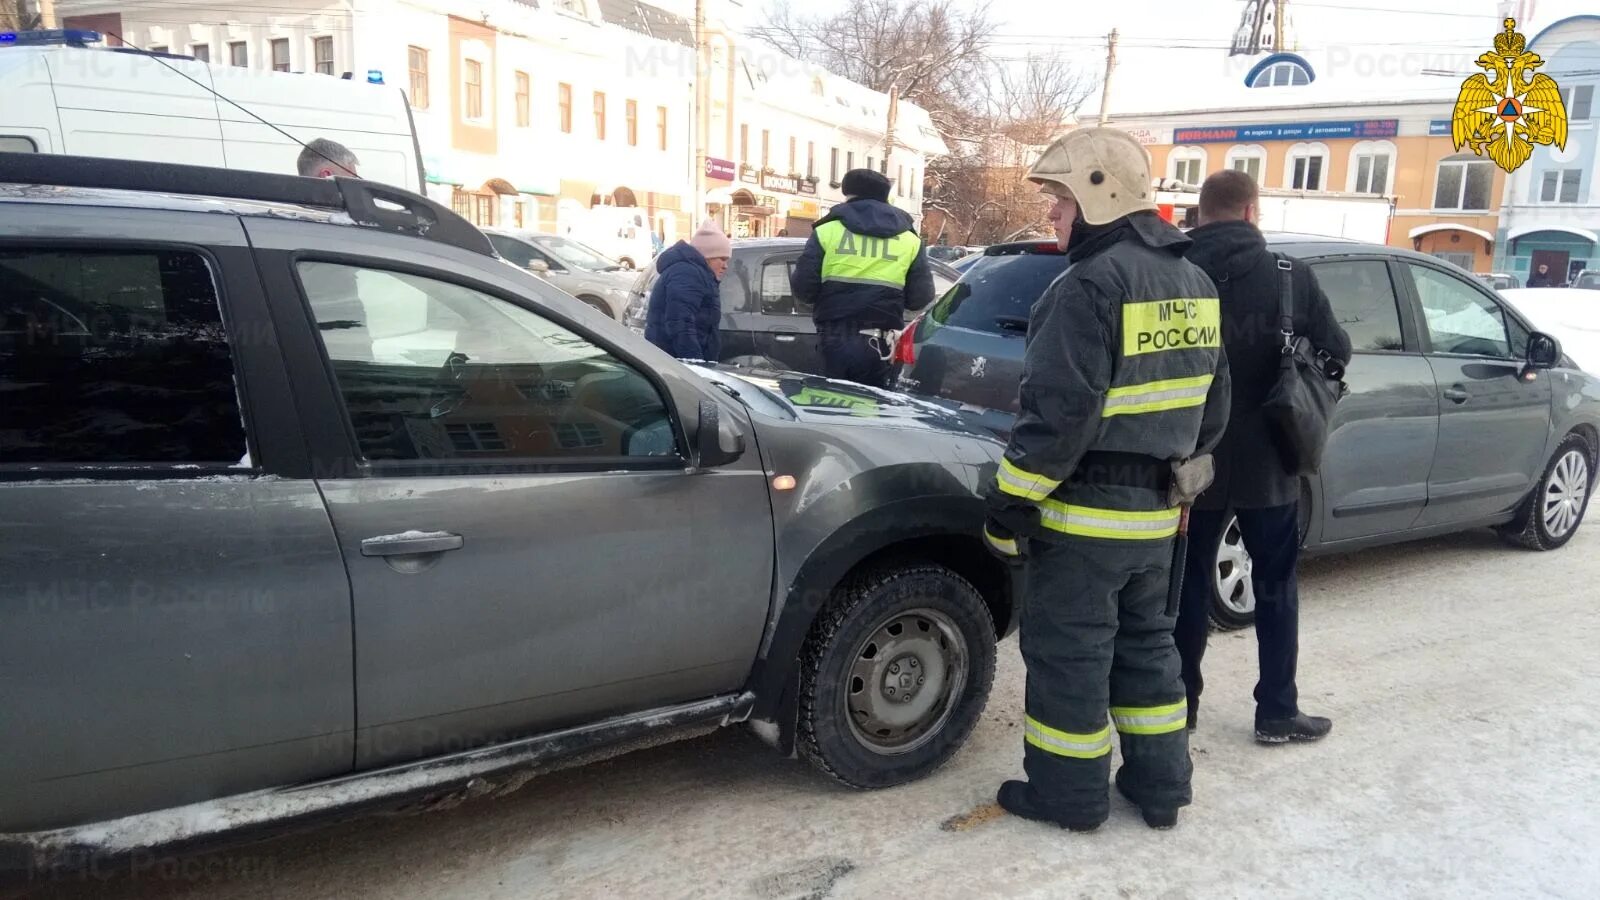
[250, 222, 775, 768]
[1307, 255, 1440, 543]
[0, 210, 353, 833]
[752, 252, 825, 374]
[1402, 261, 1553, 527]
[714, 250, 766, 366]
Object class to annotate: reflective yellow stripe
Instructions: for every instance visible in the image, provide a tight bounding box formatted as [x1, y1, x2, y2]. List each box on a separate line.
[984, 528, 1019, 556]
[1037, 501, 1181, 540]
[995, 457, 1061, 501]
[1111, 701, 1188, 735]
[1122, 298, 1221, 357]
[1024, 716, 1112, 759]
[1102, 374, 1214, 418]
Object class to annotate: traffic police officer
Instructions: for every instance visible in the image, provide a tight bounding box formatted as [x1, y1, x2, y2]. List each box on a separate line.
[985, 128, 1231, 831]
[791, 168, 935, 388]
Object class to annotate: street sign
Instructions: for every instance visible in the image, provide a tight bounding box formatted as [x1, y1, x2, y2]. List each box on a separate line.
[705, 157, 735, 182]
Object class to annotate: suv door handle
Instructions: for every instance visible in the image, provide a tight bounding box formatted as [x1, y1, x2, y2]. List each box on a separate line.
[774, 334, 797, 343]
[361, 531, 464, 557]
[1443, 386, 1470, 404]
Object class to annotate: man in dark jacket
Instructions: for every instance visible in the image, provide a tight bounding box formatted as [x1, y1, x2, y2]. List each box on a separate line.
[1176, 169, 1352, 744]
[790, 169, 934, 387]
[986, 128, 1230, 833]
[1528, 263, 1558, 288]
[644, 220, 731, 361]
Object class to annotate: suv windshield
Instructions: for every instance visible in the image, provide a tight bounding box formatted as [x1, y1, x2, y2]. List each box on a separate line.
[931, 253, 1068, 333]
[535, 236, 622, 272]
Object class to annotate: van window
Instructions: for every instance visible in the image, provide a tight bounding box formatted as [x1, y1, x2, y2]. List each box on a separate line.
[0, 137, 37, 153]
[0, 249, 246, 465]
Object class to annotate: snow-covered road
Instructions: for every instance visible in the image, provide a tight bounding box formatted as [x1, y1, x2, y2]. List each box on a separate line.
[13, 526, 1600, 900]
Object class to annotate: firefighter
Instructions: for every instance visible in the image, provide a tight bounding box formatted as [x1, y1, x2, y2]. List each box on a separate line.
[984, 128, 1231, 832]
[790, 168, 935, 388]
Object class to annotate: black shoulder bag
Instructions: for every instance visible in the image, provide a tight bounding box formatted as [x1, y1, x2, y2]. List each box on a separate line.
[1261, 255, 1349, 476]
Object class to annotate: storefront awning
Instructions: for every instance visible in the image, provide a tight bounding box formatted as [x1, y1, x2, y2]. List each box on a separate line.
[1408, 223, 1495, 243]
[1507, 224, 1599, 244]
[424, 154, 558, 196]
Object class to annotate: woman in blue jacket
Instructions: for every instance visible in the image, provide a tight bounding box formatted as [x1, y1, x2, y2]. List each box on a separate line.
[644, 221, 731, 361]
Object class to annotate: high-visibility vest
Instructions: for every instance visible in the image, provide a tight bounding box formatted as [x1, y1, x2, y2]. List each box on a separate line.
[815, 220, 919, 290]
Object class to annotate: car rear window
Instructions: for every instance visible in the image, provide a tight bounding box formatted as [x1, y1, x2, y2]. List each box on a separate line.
[930, 253, 1068, 333]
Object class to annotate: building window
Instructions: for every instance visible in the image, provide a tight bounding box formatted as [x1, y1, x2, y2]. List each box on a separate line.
[830, 148, 840, 183]
[1250, 61, 1311, 87]
[557, 0, 590, 16]
[1435, 154, 1493, 210]
[149, 45, 168, 54]
[271, 38, 289, 72]
[788, 136, 797, 172]
[846, 151, 855, 171]
[559, 83, 573, 133]
[897, 165, 905, 196]
[1225, 144, 1266, 183]
[515, 72, 530, 127]
[229, 41, 248, 68]
[626, 99, 638, 146]
[807, 142, 815, 179]
[593, 92, 606, 140]
[761, 129, 770, 167]
[190, 44, 210, 62]
[1285, 142, 1329, 191]
[1541, 169, 1584, 204]
[657, 106, 668, 151]
[473, 192, 496, 226]
[740, 124, 749, 163]
[1348, 141, 1395, 195]
[408, 47, 429, 110]
[313, 36, 334, 75]
[1169, 146, 1207, 185]
[867, 155, 875, 173]
[1561, 84, 1594, 121]
[464, 59, 484, 120]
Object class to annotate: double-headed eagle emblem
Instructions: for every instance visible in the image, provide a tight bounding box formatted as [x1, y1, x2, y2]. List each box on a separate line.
[1453, 18, 1567, 173]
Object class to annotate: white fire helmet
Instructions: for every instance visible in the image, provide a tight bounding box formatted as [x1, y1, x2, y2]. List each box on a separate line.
[1026, 127, 1158, 226]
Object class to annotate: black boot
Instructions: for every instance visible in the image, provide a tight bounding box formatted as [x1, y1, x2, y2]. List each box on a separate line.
[1114, 770, 1180, 830]
[1255, 712, 1332, 744]
[996, 781, 1105, 833]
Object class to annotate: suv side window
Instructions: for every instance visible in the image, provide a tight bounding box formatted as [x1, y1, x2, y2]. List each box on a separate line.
[1407, 264, 1512, 358]
[759, 257, 812, 316]
[298, 262, 678, 462]
[0, 248, 247, 466]
[1310, 259, 1407, 352]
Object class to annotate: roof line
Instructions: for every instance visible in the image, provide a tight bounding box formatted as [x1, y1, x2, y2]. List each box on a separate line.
[1110, 95, 1457, 121]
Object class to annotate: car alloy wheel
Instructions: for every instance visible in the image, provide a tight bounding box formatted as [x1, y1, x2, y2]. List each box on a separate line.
[843, 608, 968, 756]
[1214, 515, 1256, 617]
[1543, 449, 1590, 540]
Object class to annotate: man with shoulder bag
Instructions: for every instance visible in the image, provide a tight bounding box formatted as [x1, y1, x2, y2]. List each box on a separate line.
[1175, 170, 1352, 744]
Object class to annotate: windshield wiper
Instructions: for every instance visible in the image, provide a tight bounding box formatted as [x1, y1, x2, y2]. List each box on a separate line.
[995, 315, 1030, 333]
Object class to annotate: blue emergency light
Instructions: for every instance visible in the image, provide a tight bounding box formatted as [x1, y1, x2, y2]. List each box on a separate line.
[0, 29, 103, 48]
[367, 69, 385, 85]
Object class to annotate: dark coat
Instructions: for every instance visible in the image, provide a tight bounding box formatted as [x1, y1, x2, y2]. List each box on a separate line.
[790, 198, 935, 329]
[643, 241, 722, 361]
[1528, 268, 1558, 288]
[1184, 220, 1353, 511]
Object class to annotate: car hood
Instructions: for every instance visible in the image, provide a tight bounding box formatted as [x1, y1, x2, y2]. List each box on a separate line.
[688, 365, 1001, 441]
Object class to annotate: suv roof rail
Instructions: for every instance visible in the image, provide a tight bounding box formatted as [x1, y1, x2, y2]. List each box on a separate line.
[0, 152, 495, 257]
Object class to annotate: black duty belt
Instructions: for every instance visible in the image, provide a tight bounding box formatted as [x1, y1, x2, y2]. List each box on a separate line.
[1072, 451, 1170, 492]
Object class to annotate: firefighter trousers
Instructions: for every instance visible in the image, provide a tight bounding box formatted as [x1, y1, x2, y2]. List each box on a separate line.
[1019, 534, 1193, 821]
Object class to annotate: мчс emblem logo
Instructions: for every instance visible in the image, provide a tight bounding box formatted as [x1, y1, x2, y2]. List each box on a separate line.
[1452, 18, 1567, 173]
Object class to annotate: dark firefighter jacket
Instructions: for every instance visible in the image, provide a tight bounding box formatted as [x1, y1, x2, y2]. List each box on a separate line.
[993, 211, 1232, 542]
[791, 197, 936, 329]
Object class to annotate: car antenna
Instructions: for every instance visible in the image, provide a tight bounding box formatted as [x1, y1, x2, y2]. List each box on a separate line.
[98, 29, 350, 176]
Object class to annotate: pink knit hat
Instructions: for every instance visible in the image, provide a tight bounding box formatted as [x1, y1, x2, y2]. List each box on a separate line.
[689, 219, 732, 259]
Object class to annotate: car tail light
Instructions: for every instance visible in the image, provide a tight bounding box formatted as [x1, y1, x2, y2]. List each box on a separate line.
[1034, 241, 1061, 254]
[894, 314, 923, 365]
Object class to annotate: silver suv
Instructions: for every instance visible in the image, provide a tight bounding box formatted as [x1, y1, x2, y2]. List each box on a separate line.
[0, 154, 1017, 868]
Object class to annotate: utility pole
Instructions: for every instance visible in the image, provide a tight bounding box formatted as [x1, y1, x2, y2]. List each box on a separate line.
[37, 0, 59, 29]
[1097, 29, 1119, 126]
[694, 0, 710, 227]
[1274, 0, 1286, 52]
[883, 84, 898, 177]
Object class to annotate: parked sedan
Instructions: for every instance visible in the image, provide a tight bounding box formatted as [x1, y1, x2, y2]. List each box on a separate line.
[484, 229, 637, 320]
[898, 236, 1600, 629]
[623, 237, 959, 376]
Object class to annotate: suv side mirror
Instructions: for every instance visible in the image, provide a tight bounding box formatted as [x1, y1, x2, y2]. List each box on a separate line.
[696, 400, 745, 468]
[1526, 331, 1562, 372]
[527, 258, 551, 274]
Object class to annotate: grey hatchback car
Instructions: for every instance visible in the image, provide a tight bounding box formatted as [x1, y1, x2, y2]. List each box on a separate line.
[0, 155, 1018, 866]
[899, 235, 1600, 629]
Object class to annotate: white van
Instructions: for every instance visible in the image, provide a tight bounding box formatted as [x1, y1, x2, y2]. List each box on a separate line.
[0, 31, 423, 190]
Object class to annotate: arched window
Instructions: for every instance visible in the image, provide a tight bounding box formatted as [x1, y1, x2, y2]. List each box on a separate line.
[1224, 144, 1267, 184]
[1245, 53, 1315, 88]
[1347, 140, 1397, 195]
[1284, 142, 1330, 191]
[1168, 146, 1208, 186]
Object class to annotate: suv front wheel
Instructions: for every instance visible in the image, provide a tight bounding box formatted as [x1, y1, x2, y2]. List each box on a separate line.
[797, 563, 995, 789]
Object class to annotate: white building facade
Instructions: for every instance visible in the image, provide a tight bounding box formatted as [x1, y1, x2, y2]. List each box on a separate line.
[56, 0, 943, 243]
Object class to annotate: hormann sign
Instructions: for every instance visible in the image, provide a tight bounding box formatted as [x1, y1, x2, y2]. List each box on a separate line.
[1172, 119, 1399, 144]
